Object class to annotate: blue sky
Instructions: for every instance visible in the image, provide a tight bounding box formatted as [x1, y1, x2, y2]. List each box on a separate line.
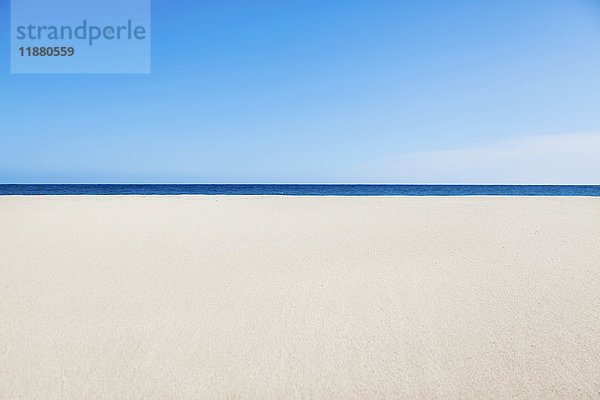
[1, 0, 599, 183]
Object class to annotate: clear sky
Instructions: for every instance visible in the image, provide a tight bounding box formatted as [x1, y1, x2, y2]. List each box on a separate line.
[1, 0, 599, 183]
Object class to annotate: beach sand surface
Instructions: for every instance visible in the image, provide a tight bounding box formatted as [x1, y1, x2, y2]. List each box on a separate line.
[1, 195, 599, 399]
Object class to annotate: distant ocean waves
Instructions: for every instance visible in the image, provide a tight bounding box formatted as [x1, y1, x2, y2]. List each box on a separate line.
[0, 184, 599, 196]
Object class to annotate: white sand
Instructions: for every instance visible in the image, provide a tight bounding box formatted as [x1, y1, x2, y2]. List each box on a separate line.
[1, 195, 599, 399]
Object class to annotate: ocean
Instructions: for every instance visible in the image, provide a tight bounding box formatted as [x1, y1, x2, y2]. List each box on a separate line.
[0, 184, 599, 196]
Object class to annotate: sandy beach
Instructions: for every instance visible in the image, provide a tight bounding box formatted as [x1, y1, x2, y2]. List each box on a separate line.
[1, 195, 599, 399]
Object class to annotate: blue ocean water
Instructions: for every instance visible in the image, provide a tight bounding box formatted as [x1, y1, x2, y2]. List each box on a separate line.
[0, 184, 599, 196]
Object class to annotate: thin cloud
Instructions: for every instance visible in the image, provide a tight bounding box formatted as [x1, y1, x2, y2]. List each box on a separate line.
[363, 132, 600, 184]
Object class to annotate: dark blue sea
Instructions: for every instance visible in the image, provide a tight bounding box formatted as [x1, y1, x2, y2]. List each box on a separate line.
[0, 184, 599, 196]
